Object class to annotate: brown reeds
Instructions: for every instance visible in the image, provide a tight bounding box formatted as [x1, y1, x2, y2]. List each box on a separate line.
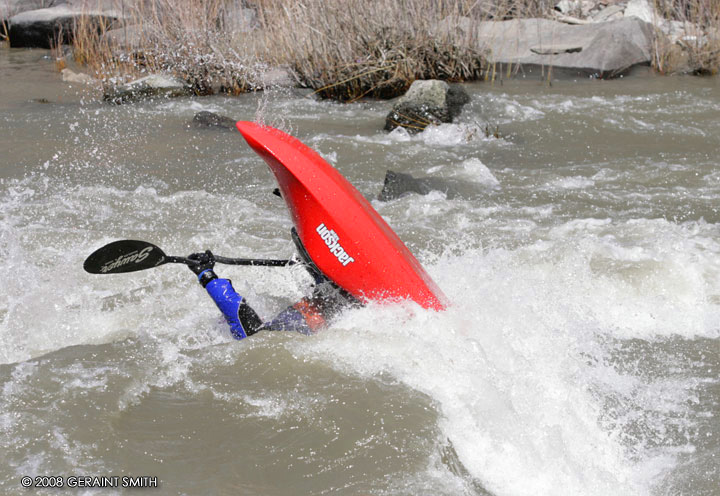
[68, 0, 493, 100]
[51, 27, 67, 72]
[65, 0, 268, 93]
[65, 0, 720, 99]
[130, 0, 258, 94]
[653, 0, 720, 74]
[255, 0, 489, 101]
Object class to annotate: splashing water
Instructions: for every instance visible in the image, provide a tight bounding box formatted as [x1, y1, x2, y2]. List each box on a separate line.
[1, 49, 719, 495]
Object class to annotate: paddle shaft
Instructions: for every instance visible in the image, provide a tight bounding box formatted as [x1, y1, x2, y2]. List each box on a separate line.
[104, 254, 293, 268]
[191, 255, 293, 267]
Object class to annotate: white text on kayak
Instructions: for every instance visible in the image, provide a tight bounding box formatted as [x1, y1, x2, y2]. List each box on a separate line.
[316, 223, 355, 266]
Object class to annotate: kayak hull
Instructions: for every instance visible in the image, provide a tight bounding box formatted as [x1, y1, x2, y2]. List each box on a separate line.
[236, 121, 447, 310]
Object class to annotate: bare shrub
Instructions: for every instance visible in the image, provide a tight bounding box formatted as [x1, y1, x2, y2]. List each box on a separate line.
[130, 0, 259, 94]
[469, 0, 555, 18]
[654, 0, 720, 74]
[65, 0, 720, 98]
[69, 0, 492, 99]
[256, 0, 487, 101]
[68, 0, 266, 94]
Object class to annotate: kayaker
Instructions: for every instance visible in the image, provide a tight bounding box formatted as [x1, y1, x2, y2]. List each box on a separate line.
[188, 233, 355, 339]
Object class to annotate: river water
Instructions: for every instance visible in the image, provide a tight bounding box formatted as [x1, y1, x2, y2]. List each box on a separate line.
[1, 46, 718, 496]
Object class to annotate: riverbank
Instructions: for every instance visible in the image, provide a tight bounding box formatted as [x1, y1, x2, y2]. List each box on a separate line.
[1, 0, 719, 102]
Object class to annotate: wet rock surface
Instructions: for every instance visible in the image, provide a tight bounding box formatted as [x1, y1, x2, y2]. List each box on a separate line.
[191, 111, 237, 130]
[103, 74, 191, 104]
[378, 169, 496, 201]
[61, 67, 96, 84]
[384, 80, 470, 133]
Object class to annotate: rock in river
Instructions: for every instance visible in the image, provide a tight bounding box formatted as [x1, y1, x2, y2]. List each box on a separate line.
[191, 111, 237, 131]
[440, 16, 655, 78]
[103, 74, 191, 104]
[61, 68, 97, 85]
[378, 169, 497, 201]
[384, 80, 470, 133]
[8, 1, 123, 48]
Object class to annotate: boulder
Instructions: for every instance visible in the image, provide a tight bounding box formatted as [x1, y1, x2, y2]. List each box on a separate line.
[103, 74, 191, 103]
[379, 170, 437, 200]
[2, 0, 62, 19]
[191, 111, 237, 130]
[8, 0, 123, 48]
[384, 80, 470, 133]
[378, 169, 495, 201]
[623, 0, 656, 24]
[591, 5, 624, 23]
[554, 0, 596, 18]
[622, 0, 702, 46]
[468, 17, 656, 78]
[61, 67, 96, 84]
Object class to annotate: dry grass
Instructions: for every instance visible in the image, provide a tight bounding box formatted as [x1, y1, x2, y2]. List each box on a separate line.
[477, 0, 555, 18]
[653, 0, 720, 74]
[62, 0, 719, 99]
[256, 0, 489, 101]
[66, 0, 494, 99]
[65, 0, 266, 94]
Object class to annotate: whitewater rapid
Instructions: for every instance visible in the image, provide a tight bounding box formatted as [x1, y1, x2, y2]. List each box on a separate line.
[1, 48, 719, 495]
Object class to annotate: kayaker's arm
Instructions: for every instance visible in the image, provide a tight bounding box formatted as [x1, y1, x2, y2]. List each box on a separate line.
[189, 251, 322, 339]
[203, 277, 264, 339]
[190, 251, 263, 339]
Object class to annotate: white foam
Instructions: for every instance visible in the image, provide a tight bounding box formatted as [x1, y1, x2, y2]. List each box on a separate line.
[452, 158, 501, 188]
[0, 175, 295, 365]
[353, 122, 500, 147]
[545, 176, 596, 189]
[291, 218, 719, 495]
[503, 101, 545, 121]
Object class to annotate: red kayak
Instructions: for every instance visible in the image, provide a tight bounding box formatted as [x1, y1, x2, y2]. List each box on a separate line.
[236, 121, 447, 311]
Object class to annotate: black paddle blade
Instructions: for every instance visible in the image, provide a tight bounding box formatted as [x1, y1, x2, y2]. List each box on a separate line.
[84, 240, 168, 274]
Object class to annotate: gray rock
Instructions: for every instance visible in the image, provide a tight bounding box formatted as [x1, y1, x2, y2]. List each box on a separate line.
[379, 170, 435, 200]
[592, 5, 625, 23]
[61, 67, 96, 84]
[191, 111, 236, 130]
[554, 0, 595, 17]
[385, 80, 470, 133]
[378, 170, 492, 201]
[468, 17, 656, 78]
[624, 0, 656, 24]
[622, 0, 700, 47]
[397, 79, 450, 107]
[8, 1, 123, 48]
[1, 0, 64, 19]
[103, 74, 191, 104]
